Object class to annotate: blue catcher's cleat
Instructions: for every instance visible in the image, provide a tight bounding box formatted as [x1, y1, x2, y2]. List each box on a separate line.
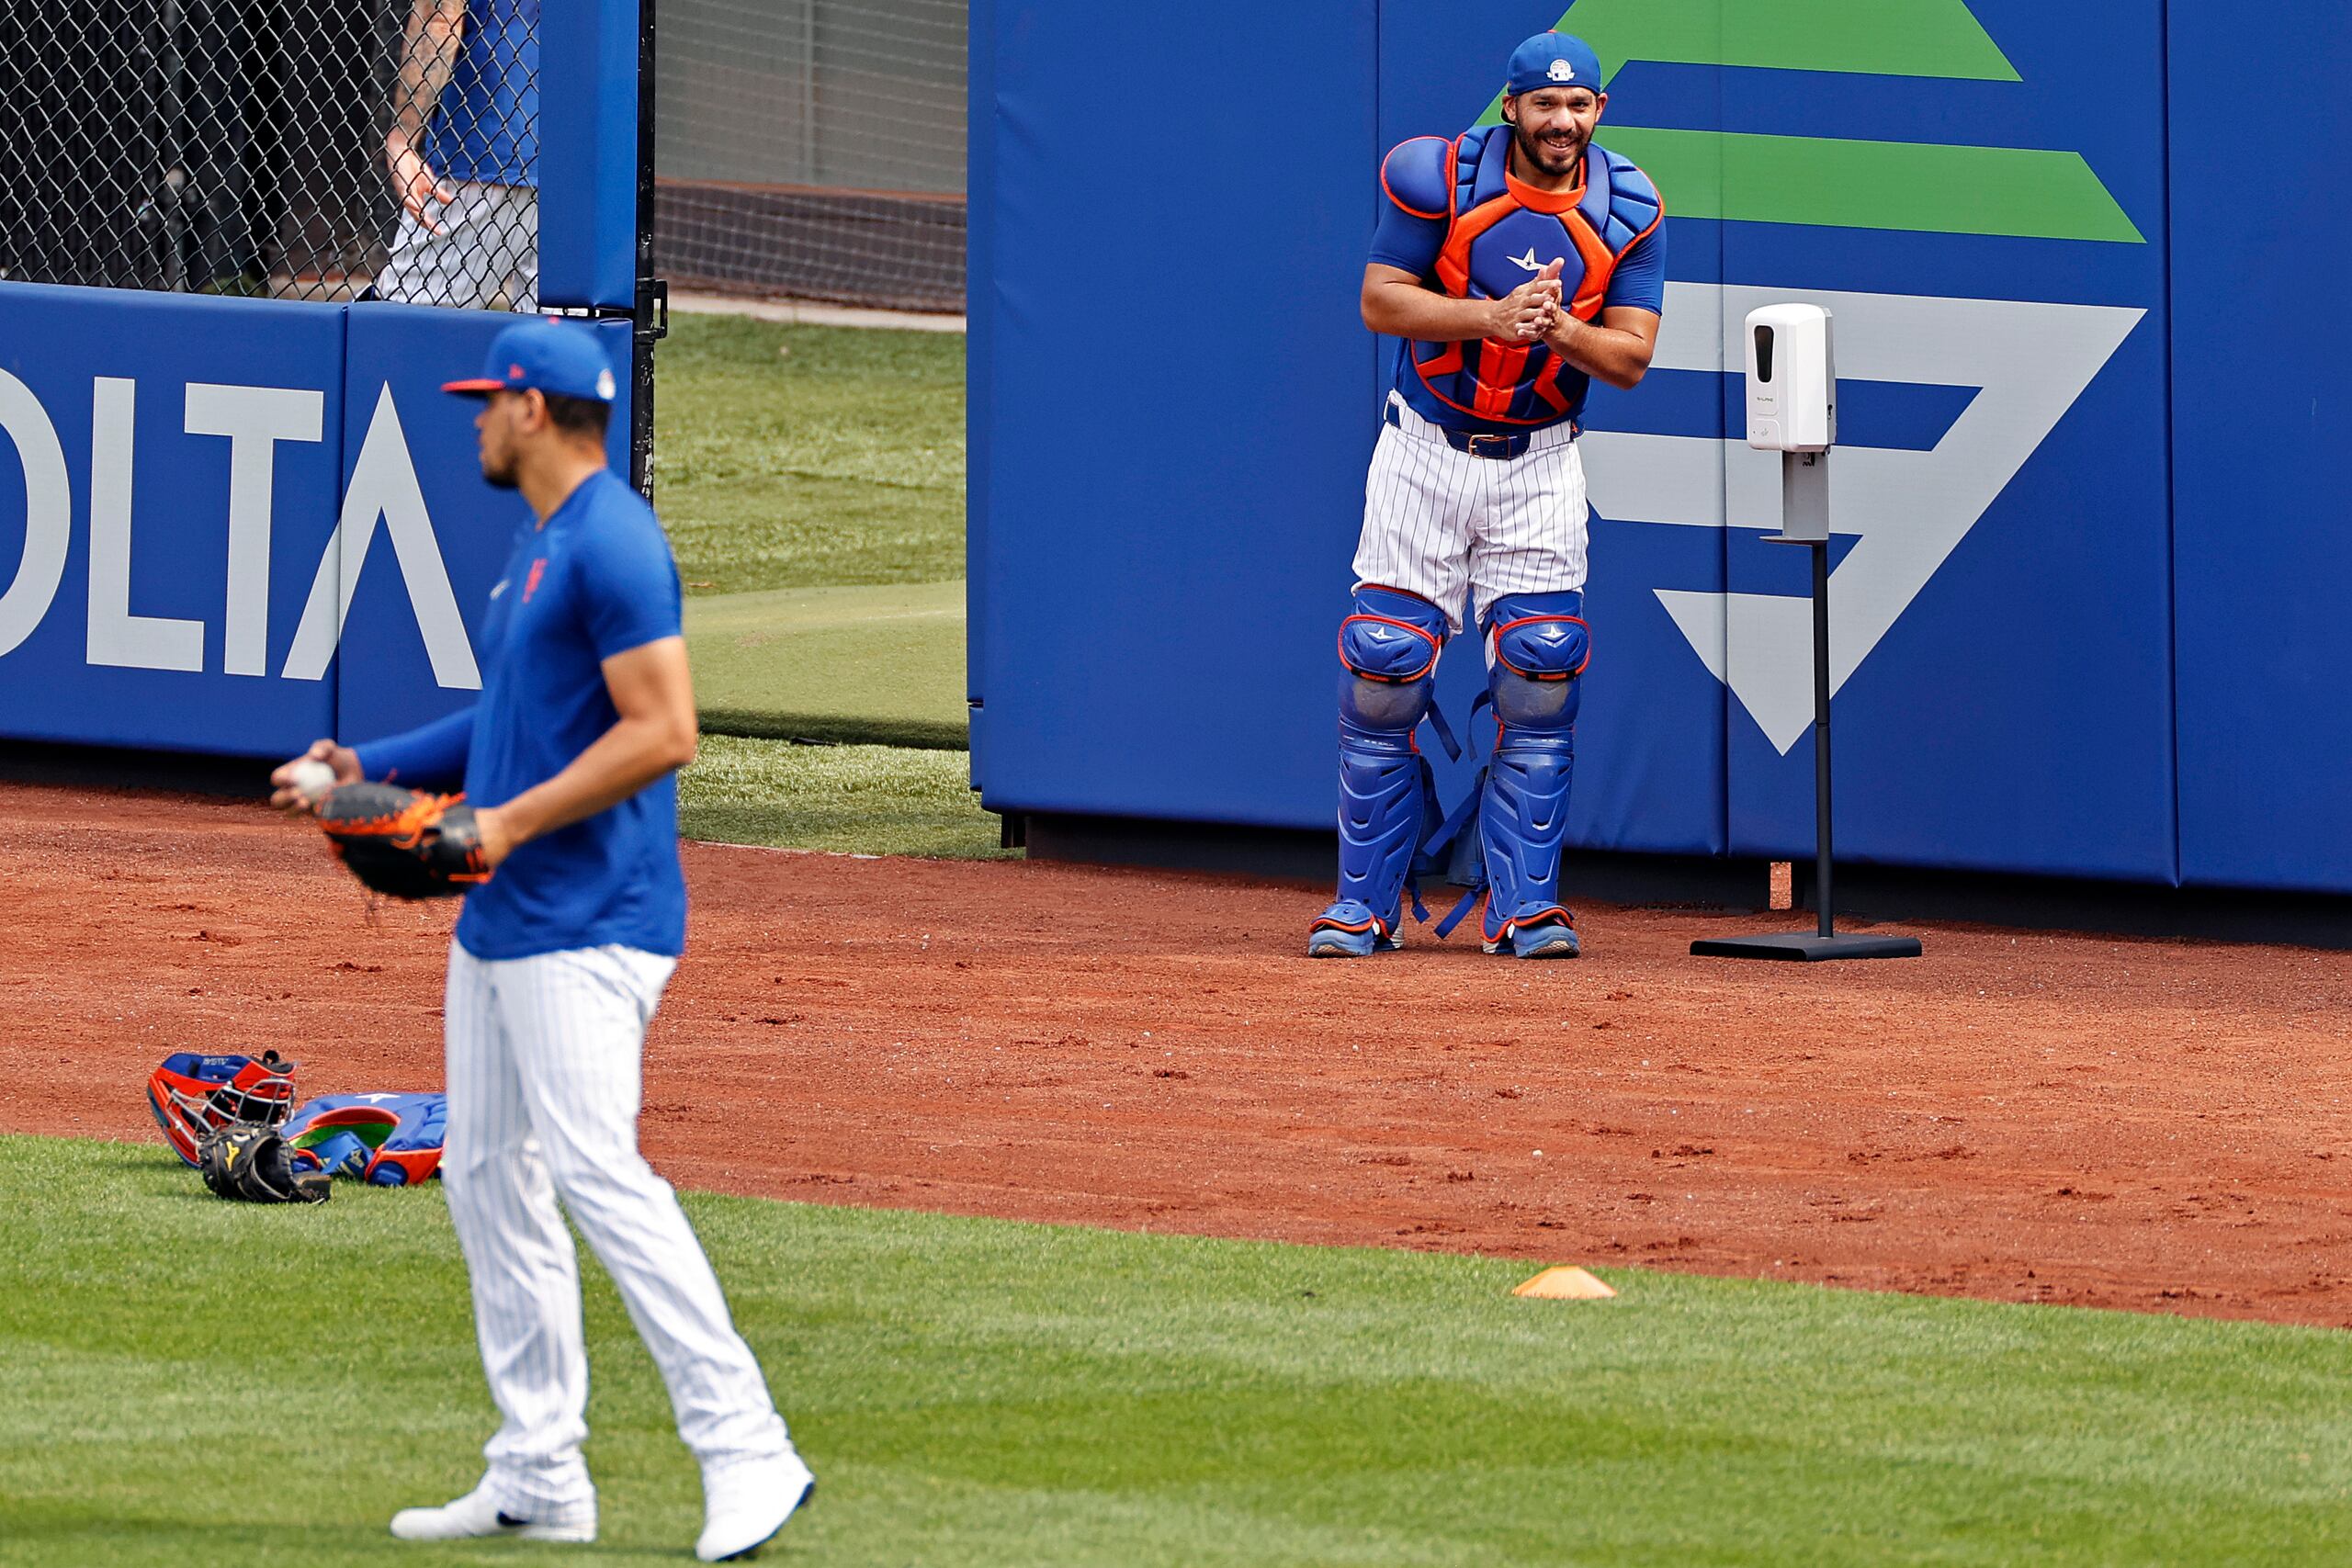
[1484, 906, 1580, 959]
[1307, 899, 1403, 958]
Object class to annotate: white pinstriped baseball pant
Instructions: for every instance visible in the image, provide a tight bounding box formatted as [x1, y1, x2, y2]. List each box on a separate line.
[443, 941, 791, 1511]
[374, 181, 538, 311]
[1352, 392, 1590, 639]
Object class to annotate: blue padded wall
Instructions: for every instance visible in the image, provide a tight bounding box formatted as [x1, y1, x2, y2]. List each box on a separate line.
[338, 306, 636, 746]
[2168, 2, 2352, 894]
[0, 286, 345, 755]
[537, 0, 641, 310]
[1709, 0, 2175, 882]
[0, 286, 634, 761]
[969, 0, 2350, 896]
[969, 0, 1380, 827]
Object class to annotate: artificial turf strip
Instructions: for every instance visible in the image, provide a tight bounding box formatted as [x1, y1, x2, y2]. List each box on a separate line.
[676, 734, 1008, 859]
[684, 581, 968, 750]
[654, 314, 964, 596]
[6, 1136, 2352, 1567]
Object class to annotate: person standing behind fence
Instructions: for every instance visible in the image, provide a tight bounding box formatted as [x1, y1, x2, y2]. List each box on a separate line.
[376, 0, 539, 310]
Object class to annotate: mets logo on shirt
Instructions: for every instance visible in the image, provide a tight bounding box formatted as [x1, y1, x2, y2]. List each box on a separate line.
[523, 558, 548, 604]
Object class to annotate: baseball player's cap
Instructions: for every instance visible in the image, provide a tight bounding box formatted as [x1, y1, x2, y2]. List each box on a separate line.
[443, 318, 620, 402]
[1505, 31, 1604, 97]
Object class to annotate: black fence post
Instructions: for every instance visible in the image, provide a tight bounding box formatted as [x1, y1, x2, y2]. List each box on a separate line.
[630, 0, 665, 502]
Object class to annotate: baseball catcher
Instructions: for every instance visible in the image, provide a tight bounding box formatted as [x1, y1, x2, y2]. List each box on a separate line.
[315, 782, 492, 898]
[1308, 29, 1664, 961]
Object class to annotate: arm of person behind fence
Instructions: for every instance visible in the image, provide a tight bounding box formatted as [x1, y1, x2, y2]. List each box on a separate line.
[386, 0, 468, 229]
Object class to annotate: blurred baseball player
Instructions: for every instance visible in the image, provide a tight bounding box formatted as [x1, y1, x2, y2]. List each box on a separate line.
[376, 0, 537, 309]
[270, 320, 811, 1560]
[1308, 29, 1664, 961]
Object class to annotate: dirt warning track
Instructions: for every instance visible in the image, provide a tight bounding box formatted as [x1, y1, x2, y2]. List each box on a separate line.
[7, 781, 2351, 1326]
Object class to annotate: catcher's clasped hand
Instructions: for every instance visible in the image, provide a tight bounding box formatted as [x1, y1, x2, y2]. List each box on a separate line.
[1489, 257, 1566, 343]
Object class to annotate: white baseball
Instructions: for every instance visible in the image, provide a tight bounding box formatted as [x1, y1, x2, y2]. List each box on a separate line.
[288, 758, 338, 798]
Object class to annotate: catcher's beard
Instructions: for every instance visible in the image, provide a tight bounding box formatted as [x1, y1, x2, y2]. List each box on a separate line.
[1510, 118, 1588, 178]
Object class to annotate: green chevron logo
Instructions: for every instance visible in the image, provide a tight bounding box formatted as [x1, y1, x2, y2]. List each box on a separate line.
[1478, 0, 2143, 243]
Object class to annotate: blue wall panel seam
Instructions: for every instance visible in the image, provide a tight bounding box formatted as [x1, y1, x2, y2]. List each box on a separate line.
[2159, 0, 2182, 889]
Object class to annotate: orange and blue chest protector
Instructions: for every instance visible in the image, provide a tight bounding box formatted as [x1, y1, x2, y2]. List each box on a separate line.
[1369, 125, 1665, 433]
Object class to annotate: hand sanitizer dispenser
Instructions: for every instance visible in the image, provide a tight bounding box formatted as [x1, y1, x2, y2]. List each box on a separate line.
[1746, 304, 1836, 544]
[1746, 303, 1835, 452]
[1695, 303, 1921, 963]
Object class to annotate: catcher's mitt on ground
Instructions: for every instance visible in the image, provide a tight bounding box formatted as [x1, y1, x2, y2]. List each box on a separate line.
[198, 1124, 332, 1204]
[316, 783, 491, 898]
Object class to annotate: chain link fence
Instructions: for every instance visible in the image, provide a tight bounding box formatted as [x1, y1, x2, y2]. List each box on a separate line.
[0, 0, 539, 310]
[656, 0, 965, 314]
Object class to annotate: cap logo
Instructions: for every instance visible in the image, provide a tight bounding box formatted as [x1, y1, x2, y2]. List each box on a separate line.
[508, 364, 525, 379]
[1548, 58, 1575, 82]
[596, 368, 617, 400]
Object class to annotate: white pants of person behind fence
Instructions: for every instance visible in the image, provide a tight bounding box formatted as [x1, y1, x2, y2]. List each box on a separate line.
[442, 941, 791, 1511]
[375, 181, 539, 311]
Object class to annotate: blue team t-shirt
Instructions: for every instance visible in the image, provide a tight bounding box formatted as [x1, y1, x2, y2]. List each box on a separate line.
[424, 0, 538, 187]
[1366, 157, 1665, 434]
[453, 469, 686, 961]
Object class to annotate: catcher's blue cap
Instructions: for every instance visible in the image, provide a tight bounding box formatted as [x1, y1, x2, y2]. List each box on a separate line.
[1505, 31, 1604, 97]
[444, 318, 619, 402]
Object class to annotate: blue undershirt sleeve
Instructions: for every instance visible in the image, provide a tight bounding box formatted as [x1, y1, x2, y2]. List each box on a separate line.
[1602, 222, 1667, 316]
[355, 706, 477, 792]
[1367, 201, 1446, 277]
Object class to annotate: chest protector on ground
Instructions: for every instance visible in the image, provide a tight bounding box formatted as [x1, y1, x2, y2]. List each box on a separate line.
[1383, 126, 1661, 426]
[282, 1092, 449, 1186]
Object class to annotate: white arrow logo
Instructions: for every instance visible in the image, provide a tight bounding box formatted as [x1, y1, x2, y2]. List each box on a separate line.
[1583, 282, 2143, 753]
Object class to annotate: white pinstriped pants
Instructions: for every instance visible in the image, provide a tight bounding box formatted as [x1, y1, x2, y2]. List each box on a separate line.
[443, 941, 790, 1511]
[1352, 393, 1590, 637]
[374, 181, 538, 311]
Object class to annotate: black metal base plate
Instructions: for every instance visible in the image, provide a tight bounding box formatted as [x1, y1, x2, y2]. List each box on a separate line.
[1690, 932, 1924, 962]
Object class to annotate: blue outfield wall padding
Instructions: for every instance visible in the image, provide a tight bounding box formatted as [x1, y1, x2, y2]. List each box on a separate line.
[967, 0, 997, 787]
[970, 0, 1380, 829]
[0, 286, 636, 765]
[0, 285, 344, 757]
[2169, 3, 2352, 894]
[537, 0, 640, 310]
[336, 305, 635, 748]
[1717, 0, 2176, 884]
[968, 0, 2267, 890]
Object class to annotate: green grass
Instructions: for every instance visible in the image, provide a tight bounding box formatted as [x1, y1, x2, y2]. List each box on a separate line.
[656, 315, 965, 595]
[654, 314, 984, 852]
[6, 1134, 2352, 1565]
[684, 581, 967, 750]
[677, 733, 1006, 858]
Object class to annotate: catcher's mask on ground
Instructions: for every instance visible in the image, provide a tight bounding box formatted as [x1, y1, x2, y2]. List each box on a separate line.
[146, 1051, 299, 1168]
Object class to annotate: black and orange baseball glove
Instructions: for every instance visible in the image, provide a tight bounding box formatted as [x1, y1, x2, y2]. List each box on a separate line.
[315, 783, 492, 899]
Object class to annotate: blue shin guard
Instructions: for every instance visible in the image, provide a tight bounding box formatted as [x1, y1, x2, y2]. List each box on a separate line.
[1477, 593, 1589, 957]
[1310, 588, 1452, 956]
